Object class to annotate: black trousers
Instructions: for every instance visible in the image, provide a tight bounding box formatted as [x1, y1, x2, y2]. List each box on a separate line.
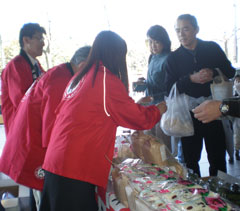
[181, 112, 226, 177]
[39, 171, 98, 211]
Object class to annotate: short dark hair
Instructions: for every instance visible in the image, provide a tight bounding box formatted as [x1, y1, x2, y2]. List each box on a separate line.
[19, 23, 46, 48]
[70, 46, 91, 66]
[147, 25, 171, 53]
[70, 31, 128, 91]
[177, 14, 198, 29]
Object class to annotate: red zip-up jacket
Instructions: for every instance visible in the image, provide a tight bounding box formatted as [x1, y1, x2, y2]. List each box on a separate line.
[1, 52, 44, 135]
[0, 63, 73, 190]
[43, 63, 161, 188]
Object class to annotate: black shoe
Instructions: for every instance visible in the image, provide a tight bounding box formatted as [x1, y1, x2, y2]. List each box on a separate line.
[235, 150, 240, 160]
[229, 157, 234, 164]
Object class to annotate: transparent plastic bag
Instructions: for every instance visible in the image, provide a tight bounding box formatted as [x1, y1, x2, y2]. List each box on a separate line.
[210, 68, 233, 101]
[160, 84, 194, 137]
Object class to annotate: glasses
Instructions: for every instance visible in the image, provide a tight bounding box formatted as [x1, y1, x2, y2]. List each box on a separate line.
[32, 36, 45, 42]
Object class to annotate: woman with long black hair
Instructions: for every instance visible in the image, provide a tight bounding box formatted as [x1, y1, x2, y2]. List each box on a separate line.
[40, 30, 166, 211]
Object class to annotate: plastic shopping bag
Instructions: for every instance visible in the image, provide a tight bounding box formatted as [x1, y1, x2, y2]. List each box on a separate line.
[210, 68, 233, 101]
[160, 83, 194, 137]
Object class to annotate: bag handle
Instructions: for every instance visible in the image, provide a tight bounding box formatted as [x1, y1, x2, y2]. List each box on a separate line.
[214, 68, 228, 83]
[168, 83, 178, 98]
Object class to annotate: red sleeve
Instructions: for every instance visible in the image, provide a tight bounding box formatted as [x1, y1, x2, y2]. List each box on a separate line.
[106, 74, 161, 130]
[5, 58, 33, 109]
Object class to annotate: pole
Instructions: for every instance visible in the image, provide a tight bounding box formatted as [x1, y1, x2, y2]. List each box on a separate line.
[233, 0, 238, 63]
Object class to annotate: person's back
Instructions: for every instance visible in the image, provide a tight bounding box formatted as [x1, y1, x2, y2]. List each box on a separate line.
[1, 23, 46, 135]
[0, 65, 71, 190]
[40, 31, 166, 211]
[0, 46, 91, 191]
[43, 62, 162, 186]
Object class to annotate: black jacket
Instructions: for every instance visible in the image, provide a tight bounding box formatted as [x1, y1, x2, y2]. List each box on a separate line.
[163, 39, 236, 98]
[223, 97, 240, 117]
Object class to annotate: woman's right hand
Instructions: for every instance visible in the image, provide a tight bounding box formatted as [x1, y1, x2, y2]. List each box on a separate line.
[156, 101, 167, 115]
[137, 96, 153, 105]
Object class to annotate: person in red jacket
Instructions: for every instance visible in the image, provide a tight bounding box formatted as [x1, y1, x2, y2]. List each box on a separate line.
[1, 23, 46, 135]
[40, 31, 167, 211]
[0, 46, 91, 210]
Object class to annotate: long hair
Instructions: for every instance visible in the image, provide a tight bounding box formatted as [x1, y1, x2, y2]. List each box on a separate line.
[147, 25, 171, 54]
[70, 31, 129, 92]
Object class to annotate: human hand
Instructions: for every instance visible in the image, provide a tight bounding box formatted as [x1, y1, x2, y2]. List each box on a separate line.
[156, 101, 167, 115]
[192, 100, 222, 123]
[137, 96, 153, 105]
[190, 68, 213, 84]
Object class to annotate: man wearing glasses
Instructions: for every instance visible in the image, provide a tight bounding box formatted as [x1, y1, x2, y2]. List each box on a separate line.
[1, 23, 46, 136]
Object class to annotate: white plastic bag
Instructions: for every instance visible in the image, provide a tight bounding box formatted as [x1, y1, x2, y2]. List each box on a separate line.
[210, 68, 233, 101]
[160, 83, 194, 137]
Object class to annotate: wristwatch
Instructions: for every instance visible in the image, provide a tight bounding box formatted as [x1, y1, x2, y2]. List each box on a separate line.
[219, 102, 229, 116]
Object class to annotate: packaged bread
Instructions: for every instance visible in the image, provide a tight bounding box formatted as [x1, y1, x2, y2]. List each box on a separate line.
[111, 167, 129, 207]
[131, 131, 187, 178]
[131, 131, 151, 159]
[163, 158, 187, 178]
[113, 135, 136, 164]
[125, 185, 138, 211]
[142, 136, 169, 166]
